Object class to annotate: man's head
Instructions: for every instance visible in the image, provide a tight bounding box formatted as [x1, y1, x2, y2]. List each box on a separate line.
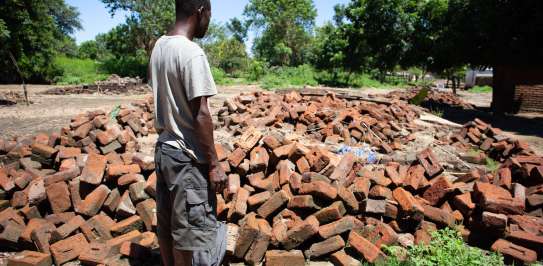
[176, 0, 211, 39]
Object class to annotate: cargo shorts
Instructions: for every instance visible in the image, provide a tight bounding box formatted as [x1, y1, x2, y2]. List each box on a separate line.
[154, 143, 219, 251]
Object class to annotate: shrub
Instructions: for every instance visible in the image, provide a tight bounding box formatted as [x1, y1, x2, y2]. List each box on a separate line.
[378, 228, 504, 266]
[260, 64, 319, 90]
[468, 86, 493, 93]
[53, 56, 108, 85]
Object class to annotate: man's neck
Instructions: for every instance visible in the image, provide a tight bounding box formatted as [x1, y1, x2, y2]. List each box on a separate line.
[167, 19, 195, 40]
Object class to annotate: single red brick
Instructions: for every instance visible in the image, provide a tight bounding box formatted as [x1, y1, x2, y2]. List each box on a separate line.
[51, 215, 86, 242]
[46, 181, 71, 214]
[247, 191, 271, 208]
[31, 143, 58, 158]
[227, 174, 240, 196]
[348, 230, 386, 263]
[78, 242, 116, 265]
[80, 153, 107, 185]
[305, 235, 345, 259]
[452, 192, 476, 216]
[249, 146, 269, 172]
[416, 148, 443, 178]
[392, 187, 424, 214]
[117, 173, 145, 186]
[245, 219, 272, 265]
[107, 164, 141, 178]
[330, 152, 356, 183]
[0, 168, 15, 192]
[422, 176, 452, 206]
[116, 190, 136, 217]
[106, 230, 142, 250]
[58, 146, 81, 160]
[234, 213, 259, 258]
[264, 250, 305, 266]
[282, 215, 320, 250]
[227, 148, 247, 168]
[287, 195, 320, 211]
[262, 135, 282, 150]
[136, 199, 157, 232]
[350, 177, 371, 200]
[228, 187, 250, 221]
[257, 190, 289, 219]
[50, 233, 89, 265]
[330, 250, 359, 266]
[111, 215, 144, 236]
[295, 157, 310, 175]
[299, 181, 337, 201]
[235, 127, 263, 151]
[422, 205, 455, 227]
[215, 143, 229, 161]
[491, 239, 537, 264]
[473, 182, 524, 215]
[314, 201, 346, 224]
[318, 216, 364, 239]
[80, 213, 114, 242]
[79, 184, 110, 216]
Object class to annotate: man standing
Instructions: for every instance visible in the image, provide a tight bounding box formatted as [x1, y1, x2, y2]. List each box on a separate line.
[149, 1, 227, 265]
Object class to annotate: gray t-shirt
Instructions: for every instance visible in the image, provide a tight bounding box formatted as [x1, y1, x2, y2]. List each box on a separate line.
[150, 35, 217, 163]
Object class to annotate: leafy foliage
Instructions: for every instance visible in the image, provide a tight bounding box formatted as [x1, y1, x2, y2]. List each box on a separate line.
[53, 56, 108, 85]
[468, 86, 493, 93]
[381, 228, 504, 266]
[0, 0, 82, 83]
[244, 0, 317, 66]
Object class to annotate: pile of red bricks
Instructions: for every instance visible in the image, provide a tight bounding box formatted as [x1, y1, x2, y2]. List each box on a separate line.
[217, 122, 543, 265]
[0, 97, 159, 265]
[218, 91, 421, 154]
[1, 91, 542, 266]
[387, 88, 474, 109]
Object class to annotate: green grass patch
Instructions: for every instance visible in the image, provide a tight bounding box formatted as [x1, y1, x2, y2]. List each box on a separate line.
[468, 85, 493, 93]
[375, 227, 504, 266]
[260, 65, 319, 90]
[53, 56, 109, 85]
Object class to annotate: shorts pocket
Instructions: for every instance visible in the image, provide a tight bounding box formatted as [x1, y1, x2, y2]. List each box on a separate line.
[186, 188, 209, 228]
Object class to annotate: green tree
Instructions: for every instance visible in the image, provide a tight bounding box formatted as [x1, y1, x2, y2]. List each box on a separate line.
[244, 0, 317, 66]
[0, 0, 82, 83]
[101, 0, 175, 54]
[199, 22, 248, 74]
[226, 18, 248, 43]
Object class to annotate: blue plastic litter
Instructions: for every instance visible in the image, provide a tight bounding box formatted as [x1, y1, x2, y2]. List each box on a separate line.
[337, 144, 378, 164]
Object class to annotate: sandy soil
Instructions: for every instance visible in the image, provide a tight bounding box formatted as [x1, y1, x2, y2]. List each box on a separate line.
[1, 84, 541, 154]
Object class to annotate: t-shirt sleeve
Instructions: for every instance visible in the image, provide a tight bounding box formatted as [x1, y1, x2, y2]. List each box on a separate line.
[181, 54, 218, 101]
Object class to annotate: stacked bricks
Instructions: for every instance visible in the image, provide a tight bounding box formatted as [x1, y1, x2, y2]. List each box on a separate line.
[1, 90, 543, 265]
[0, 96, 160, 265]
[387, 88, 475, 110]
[217, 90, 422, 155]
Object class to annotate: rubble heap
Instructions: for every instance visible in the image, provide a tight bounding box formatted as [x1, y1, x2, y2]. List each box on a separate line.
[42, 75, 150, 95]
[0, 91, 30, 106]
[0, 91, 542, 266]
[218, 91, 422, 155]
[387, 88, 474, 110]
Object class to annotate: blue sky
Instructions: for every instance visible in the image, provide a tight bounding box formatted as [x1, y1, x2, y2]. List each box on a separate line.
[67, 0, 350, 44]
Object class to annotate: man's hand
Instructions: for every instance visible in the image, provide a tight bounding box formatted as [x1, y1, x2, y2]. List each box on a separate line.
[209, 163, 227, 193]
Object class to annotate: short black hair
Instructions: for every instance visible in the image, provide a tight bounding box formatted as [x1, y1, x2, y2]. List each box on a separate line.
[176, 0, 211, 19]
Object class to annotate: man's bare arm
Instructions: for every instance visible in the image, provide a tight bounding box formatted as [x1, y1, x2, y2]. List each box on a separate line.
[190, 96, 226, 192]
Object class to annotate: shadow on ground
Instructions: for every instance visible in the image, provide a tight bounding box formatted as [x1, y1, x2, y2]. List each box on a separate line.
[423, 101, 543, 138]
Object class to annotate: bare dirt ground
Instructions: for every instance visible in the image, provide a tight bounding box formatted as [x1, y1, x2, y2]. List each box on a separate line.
[1, 84, 541, 154]
[0, 84, 261, 139]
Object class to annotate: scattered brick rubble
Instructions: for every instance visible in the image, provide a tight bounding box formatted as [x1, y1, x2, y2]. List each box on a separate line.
[387, 88, 475, 110]
[42, 75, 150, 96]
[0, 90, 542, 265]
[0, 92, 30, 106]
